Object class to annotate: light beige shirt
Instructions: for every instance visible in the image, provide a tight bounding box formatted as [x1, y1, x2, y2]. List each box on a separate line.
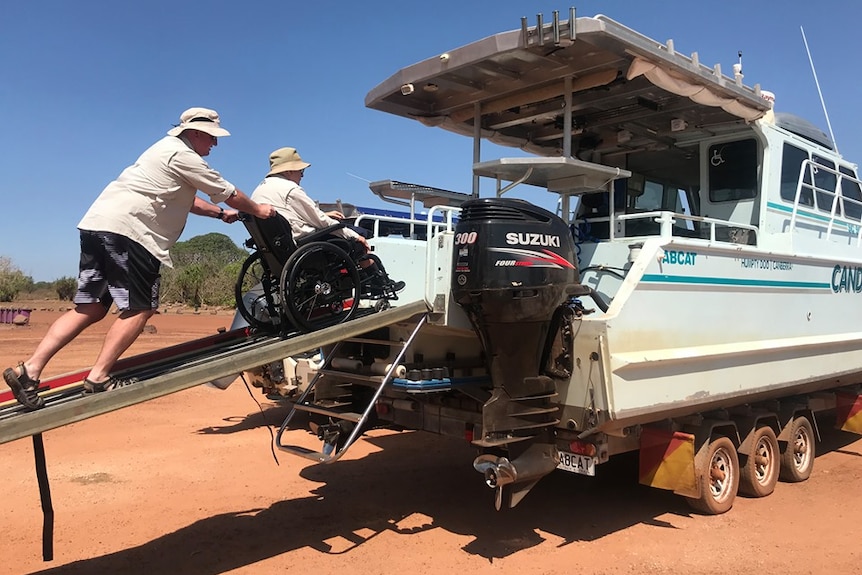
[77, 136, 236, 266]
[250, 176, 359, 241]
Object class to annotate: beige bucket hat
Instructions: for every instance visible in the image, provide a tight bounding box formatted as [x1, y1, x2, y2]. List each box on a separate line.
[167, 107, 231, 137]
[268, 147, 311, 176]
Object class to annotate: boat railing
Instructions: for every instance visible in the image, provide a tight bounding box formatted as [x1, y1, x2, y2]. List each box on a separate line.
[425, 205, 461, 239]
[788, 160, 862, 245]
[579, 210, 758, 245]
[354, 208, 458, 241]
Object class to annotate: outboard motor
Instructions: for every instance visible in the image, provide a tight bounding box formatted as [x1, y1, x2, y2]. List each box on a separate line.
[452, 197, 580, 509]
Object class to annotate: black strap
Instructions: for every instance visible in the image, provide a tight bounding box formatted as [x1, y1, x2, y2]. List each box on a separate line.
[32, 433, 54, 562]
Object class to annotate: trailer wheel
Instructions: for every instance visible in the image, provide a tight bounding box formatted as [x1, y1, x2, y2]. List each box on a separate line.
[739, 426, 779, 497]
[686, 436, 739, 515]
[779, 416, 814, 483]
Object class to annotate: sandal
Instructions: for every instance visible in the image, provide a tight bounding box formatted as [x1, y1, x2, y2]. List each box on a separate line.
[3, 362, 45, 410]
[82, 377, 137, 395]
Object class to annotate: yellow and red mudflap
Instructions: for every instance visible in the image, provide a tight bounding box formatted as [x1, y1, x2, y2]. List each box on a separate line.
[638, 427, 697, 497]
[835, 392, 862, 434]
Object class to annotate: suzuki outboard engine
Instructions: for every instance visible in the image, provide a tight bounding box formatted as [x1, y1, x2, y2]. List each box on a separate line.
[452, 197, 581, 509]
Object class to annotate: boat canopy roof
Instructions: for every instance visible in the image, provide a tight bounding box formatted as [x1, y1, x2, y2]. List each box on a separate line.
[366, 13, 774, 159]
[368, 179, 472, 208]
[774, 112, 834, 150]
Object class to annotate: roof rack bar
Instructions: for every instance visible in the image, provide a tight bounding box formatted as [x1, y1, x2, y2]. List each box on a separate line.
[523, 8, 576, 47]
[553, 11, 560, 45]
[537, 13, 544, 46]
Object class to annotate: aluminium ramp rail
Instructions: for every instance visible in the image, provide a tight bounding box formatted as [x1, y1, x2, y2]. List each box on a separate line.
[0, 299, 430, 446]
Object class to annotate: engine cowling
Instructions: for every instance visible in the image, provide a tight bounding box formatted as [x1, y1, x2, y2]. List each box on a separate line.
[452, 197, 579, 330]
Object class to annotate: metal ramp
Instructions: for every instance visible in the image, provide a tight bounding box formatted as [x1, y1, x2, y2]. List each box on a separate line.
[0, 299, 430, 446]
[276, 312, 429, 463]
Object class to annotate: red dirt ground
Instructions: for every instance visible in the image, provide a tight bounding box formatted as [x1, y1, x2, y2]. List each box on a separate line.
[2, 305, 862, 574]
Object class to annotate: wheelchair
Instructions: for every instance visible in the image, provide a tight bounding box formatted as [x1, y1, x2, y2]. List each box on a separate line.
[234, 212, 395, 334]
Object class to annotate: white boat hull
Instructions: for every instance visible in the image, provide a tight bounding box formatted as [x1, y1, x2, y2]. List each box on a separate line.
[566, 238, 862, 433]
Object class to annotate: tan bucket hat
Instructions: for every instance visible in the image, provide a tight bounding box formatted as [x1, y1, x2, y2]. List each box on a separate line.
[268, 147, 311, 176]
[167, 107, 231, 137]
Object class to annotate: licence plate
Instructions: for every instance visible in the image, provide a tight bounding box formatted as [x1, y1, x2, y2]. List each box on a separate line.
[557, 450, 597, 476]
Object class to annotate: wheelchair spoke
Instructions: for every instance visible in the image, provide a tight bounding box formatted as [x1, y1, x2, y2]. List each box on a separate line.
[235, 251, 281, 331]
[281, 242, 361, 333]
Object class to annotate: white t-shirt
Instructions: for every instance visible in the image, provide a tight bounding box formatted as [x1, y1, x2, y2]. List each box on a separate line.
[78, 135, 236, 266]
[250, 176, 359, 241]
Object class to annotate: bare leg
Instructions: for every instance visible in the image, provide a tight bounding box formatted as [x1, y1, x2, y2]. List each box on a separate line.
[86, 309, 155, 383]
[18, 303, 109, 380]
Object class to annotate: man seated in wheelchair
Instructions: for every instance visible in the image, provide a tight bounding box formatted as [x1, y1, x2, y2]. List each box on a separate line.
[251, 147, 405, 298]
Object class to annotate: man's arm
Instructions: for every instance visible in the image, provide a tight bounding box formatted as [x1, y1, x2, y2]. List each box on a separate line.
[292, 188, 361, 240]
[190, 197, 239, 223]
[224, 189, 276, 219]
[169, 151, 275, 219]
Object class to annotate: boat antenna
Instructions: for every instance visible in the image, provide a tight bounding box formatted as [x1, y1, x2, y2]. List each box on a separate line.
[346, 172, 372, 183]
[800, 26, 839, 154]
[733, 51, 743, 84]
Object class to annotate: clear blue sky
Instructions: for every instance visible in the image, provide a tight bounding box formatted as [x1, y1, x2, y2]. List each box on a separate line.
[2, 0, 859, 281]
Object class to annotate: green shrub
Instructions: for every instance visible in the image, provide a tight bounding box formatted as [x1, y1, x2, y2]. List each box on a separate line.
[3, 232, 248, 308]
[160, 233, 248, 308]
[55, 276, 78, 301]
[0, 257, 32, 302]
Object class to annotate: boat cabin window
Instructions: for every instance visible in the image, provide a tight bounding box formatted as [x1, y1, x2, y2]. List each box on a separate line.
[779, 143, 859, 220]
[780, 143, 813, 206]
[575, 148, 700, 240]
[708, 139, 758, 202]
[633, 180, 664, 211]
[812, 155, 837, 214]
[621, 174, 698, 236]
[840, 166, 862, 221]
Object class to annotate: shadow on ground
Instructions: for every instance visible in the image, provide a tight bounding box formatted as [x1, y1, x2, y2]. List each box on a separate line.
[27, 419, 862, 575]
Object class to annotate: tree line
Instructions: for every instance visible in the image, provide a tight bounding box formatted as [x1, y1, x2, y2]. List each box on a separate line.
[0, 233, 250, 308]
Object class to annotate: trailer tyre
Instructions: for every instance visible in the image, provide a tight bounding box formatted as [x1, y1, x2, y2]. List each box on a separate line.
[779, 416, 814, 483]
[685, 435, 739, 515]
[739, 426, 779, 497]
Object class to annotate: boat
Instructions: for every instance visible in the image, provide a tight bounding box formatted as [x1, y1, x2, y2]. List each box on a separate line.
[251, 8, 862, 512]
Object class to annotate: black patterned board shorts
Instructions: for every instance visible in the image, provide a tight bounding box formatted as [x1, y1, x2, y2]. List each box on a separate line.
[74, 230, 161, 312]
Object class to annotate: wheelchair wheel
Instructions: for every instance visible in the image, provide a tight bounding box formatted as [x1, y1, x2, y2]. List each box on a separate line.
[280, 241, 361, 333]
[235, 251, 281, 331]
